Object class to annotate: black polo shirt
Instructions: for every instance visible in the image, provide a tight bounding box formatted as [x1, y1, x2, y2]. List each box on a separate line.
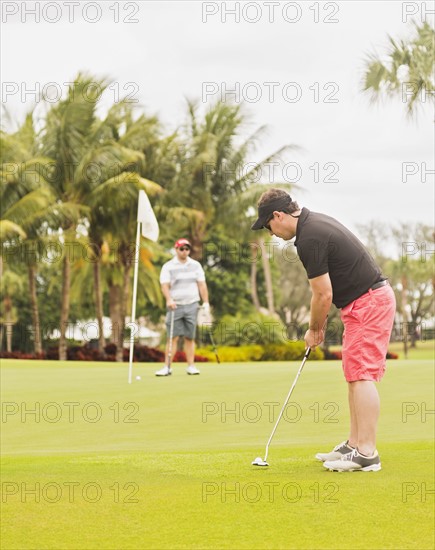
[294, 208, 382, 308]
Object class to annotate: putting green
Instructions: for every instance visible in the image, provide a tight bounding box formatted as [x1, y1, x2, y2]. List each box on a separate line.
[1, 359, 433, 549]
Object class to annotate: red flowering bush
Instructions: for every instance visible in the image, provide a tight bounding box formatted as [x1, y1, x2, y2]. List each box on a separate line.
[173, 350, 209, 363]
[0, 343, 209, 363]
[323, 350, 342, 360]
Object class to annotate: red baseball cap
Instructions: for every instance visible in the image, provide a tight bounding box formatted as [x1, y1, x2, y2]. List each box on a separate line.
[174, 238, 191, 249]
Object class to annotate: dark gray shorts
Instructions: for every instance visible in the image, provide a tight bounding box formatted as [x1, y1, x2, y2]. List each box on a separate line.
[166, 303, 199, 340]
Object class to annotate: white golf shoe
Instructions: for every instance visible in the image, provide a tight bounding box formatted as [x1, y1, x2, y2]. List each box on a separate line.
[155, 366, 172, 376]
[324, 449, 381, 472]
[186, 365, 200, 375]
[315, 440, 354, 462]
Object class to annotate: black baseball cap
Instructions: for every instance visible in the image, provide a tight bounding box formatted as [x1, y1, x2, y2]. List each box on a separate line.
[251, 194, 293, 230]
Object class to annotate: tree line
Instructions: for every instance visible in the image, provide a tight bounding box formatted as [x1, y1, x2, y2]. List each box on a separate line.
[1, 74, 299, 359]
[1, 23, 434, 358]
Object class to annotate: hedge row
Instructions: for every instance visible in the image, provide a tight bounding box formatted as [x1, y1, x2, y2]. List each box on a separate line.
[323, 350, 399, 360]
[0, 343, 399, 362]
[196, 344, 399, 362]
[0, 343, 209, 363]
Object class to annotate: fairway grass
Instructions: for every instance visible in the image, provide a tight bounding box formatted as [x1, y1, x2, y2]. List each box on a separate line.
[1, 359, 434, 549]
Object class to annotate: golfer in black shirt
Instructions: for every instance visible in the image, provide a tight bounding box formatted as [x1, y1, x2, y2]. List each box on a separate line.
[251, 188, 396, 472]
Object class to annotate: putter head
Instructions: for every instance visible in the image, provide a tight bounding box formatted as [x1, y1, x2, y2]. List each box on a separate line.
[252, 456, 269, 467]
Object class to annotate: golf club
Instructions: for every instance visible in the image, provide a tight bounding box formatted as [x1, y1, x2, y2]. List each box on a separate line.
[252, 347, 311, 467]
[208, 327, 220, 364]
[167, 309, 175, 369]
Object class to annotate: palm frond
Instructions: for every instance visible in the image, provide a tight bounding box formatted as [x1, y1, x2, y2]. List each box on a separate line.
[362, 22, 435, 116]
[0, 220, 27, 242]
[2, 186, 56, 225]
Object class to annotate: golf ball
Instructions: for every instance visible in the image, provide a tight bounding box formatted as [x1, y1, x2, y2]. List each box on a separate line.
[136, 376, 141, 381]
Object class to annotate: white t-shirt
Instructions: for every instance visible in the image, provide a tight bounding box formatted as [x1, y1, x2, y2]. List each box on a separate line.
[160, 256, 206, 305]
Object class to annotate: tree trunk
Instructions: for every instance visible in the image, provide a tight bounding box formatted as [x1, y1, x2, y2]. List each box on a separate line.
[117, 264, 132, 362]
[93, 259, 106, 353]
[28, 263, 42, 355]
[259, 239, 275, 316]
[0, 258, 3, 350]
[410, 309, 418, 349]
[410, 329, 417, 348]
[109, 283, 123, 362]
[4, 296, 13, 352]
[250, 260, 261, 311]
[121, 264, 131, 331]
[59, 257, 71, 361]
[401, 274, 408, 359]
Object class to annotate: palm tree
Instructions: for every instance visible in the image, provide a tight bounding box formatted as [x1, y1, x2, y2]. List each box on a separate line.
[0, 219, 24, 351]
[82, 104, 164, 359]
[158, 100, 298, 317]
[0, 221, 26, 279]
[39, 74, 103, 360]
[87, 172, 163, 361]
[0, 112, 73, 354]
[40, 74, 158, 360]
[0, 268, 24, 352]
[363, 22, 435, 116]
[390, 222, 434, 351]
[211, 175, 297, 317]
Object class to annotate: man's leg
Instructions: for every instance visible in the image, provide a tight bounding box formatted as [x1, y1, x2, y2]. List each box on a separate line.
[347, 384, 358, 448]
[156, 334, 179, 376]
[184, 337, 195, 365]
[349, 380, 380, 456]
[183, 304, 200, 374]
[323, 287, 395, 469]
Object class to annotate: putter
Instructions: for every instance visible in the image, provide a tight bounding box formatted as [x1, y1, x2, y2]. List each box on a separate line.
[208, 327, 220, 364]
[252, 347, 311, 467]
[167, 309, 175, 370]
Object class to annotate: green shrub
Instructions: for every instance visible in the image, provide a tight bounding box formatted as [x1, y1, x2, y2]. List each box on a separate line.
[261, 342, 324, 361]
[212, 312, 287, 346]
[196, 343, 323, 362]
[196, 345, 263, 362]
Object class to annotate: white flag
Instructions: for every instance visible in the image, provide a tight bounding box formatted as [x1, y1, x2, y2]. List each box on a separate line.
[138, 190, 159, 242]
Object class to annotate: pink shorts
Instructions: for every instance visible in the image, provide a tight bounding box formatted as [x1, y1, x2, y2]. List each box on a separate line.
[340, 284, 396, 382]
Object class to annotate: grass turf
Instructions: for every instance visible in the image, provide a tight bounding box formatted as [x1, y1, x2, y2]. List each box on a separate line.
[1, 358, 434, 549]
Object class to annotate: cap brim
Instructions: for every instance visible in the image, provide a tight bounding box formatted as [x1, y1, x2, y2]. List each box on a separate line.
[251, 194, 293, 230]
[251, 216, 267, 230]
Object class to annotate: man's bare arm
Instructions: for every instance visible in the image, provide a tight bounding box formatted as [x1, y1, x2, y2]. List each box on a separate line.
[198, 281, 209, 304]
[161, 283, 176, 309]
[305, 272, 332, 348]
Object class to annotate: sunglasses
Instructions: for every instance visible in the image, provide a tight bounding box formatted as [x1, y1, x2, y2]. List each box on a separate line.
[263, 213, 274, 231]
[179, 247, 191, 251]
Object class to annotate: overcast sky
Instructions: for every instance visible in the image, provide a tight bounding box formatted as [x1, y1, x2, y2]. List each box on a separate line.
[2, 0, 434, 247]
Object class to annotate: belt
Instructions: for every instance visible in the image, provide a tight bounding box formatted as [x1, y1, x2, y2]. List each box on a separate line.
[370, 279, 388, 291]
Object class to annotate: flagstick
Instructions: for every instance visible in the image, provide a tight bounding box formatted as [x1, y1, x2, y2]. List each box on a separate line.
[128, 220, 141, 384]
